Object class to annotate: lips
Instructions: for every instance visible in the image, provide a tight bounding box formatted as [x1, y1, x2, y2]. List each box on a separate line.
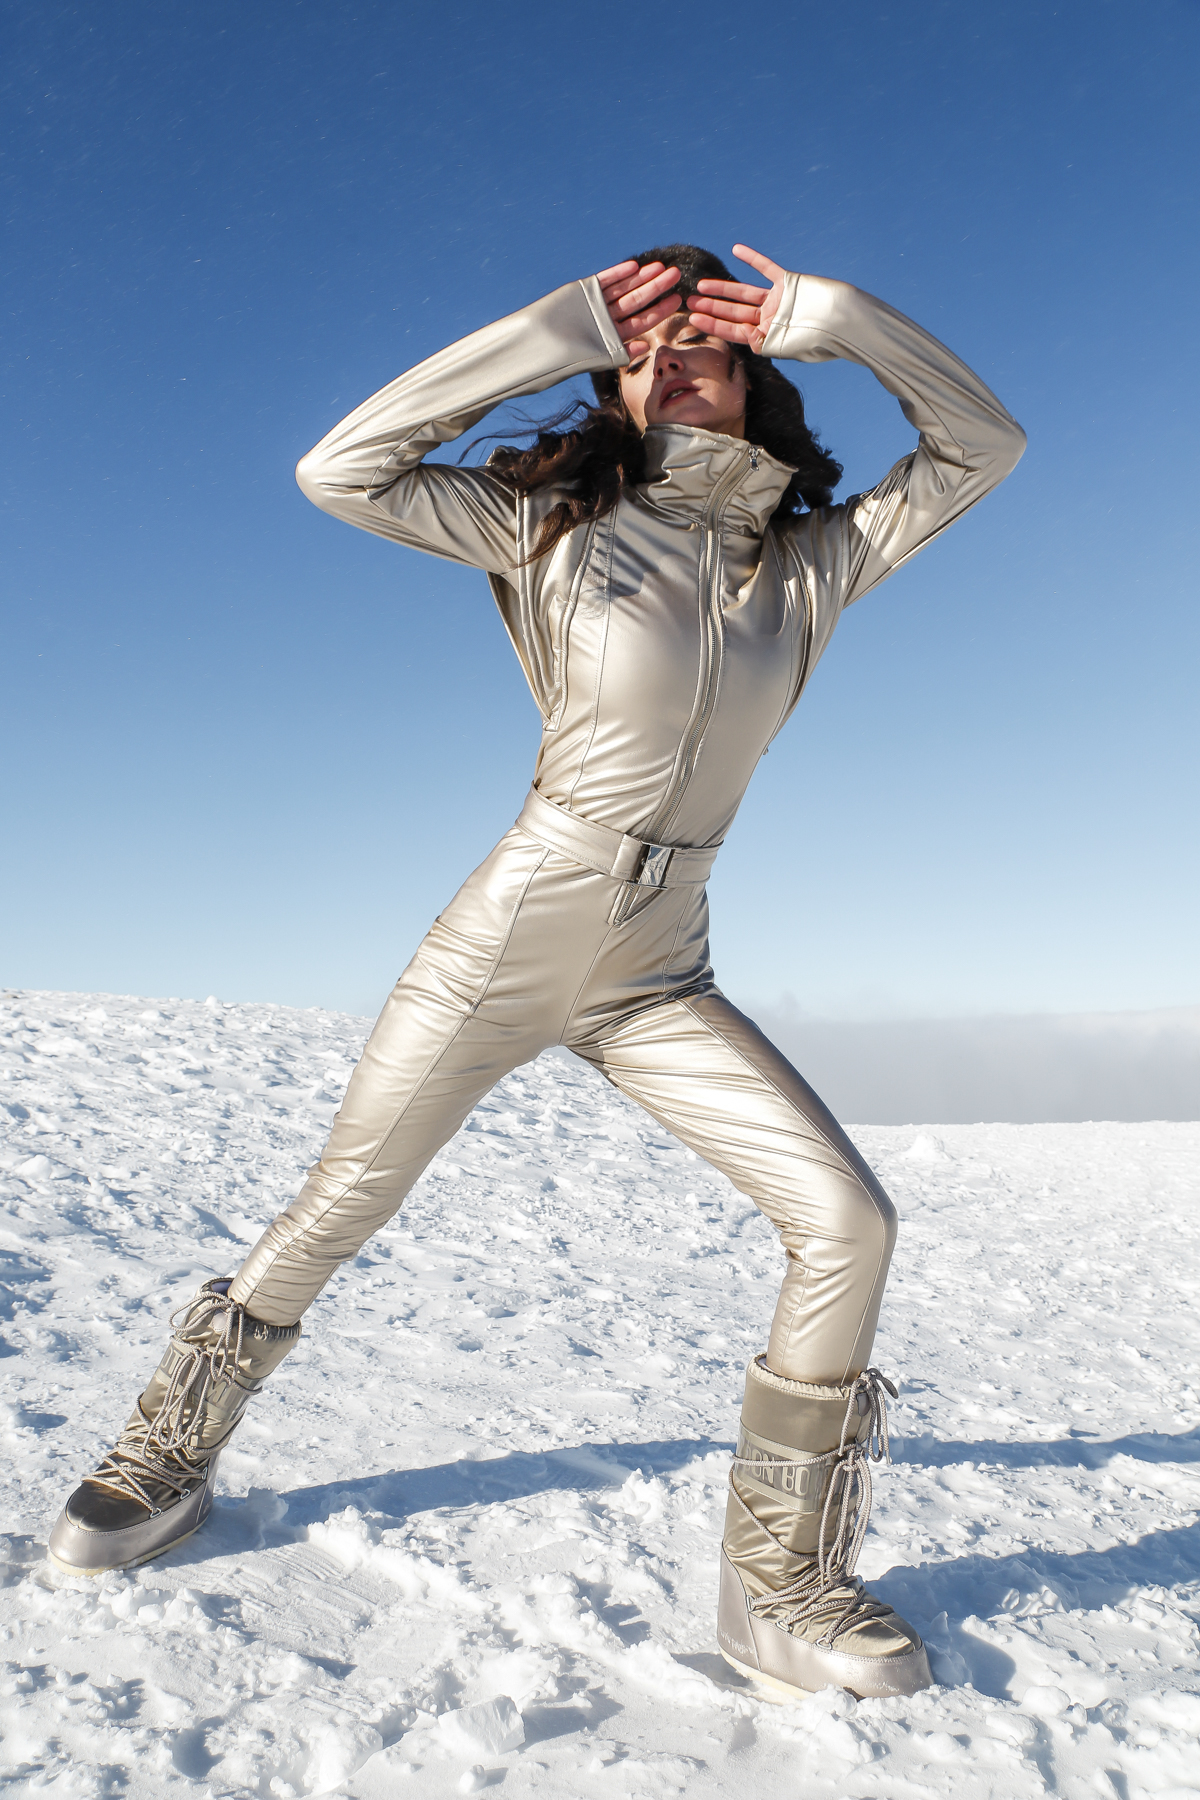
[659, 382, 696, 408]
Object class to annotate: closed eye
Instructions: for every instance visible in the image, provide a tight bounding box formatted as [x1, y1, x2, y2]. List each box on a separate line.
[624, 334, 713, 379]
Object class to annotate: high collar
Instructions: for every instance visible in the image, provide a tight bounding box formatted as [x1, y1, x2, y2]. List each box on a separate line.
[636, 425, 795, 535]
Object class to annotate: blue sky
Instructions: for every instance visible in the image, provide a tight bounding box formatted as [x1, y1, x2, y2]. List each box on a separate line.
[4, 0, 1198, 1022]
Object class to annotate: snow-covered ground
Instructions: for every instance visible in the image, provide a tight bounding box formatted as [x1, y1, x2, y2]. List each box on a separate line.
[1, 988, 1198, 1799]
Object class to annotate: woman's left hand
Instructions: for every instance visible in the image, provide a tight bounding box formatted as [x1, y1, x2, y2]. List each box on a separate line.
[688, 245, 789, 355]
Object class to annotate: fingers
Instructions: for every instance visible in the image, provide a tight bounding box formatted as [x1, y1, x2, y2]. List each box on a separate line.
[601, 260, 665, 302]
[693, 279, 768, 308]
[732, 243, 788, 285]
[618, 293, 681, 343]
[688, 311, 766, 354]
[600, 261, 678, 305]
[687, 312, 753, 346]
[689, 294, 764, 324]
[593, 259, 640, 288]
[602, 261, 682, 343]
[607, 263, 680, 318]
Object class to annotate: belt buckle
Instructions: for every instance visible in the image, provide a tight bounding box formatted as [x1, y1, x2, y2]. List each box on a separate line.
[635, 842, 674, 888]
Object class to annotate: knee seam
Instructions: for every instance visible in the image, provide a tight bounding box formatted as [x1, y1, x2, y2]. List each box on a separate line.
[678, 997, 895, 1236]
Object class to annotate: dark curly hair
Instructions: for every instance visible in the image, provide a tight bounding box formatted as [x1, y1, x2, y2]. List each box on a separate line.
[487, 244, 842, 561]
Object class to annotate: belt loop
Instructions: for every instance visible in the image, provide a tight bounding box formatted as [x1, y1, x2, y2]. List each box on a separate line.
[610, 835, 645, 883]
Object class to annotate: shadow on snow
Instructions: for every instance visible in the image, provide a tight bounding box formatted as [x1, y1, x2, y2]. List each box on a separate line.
[274, 1436, 730, 1527]
[146, 1428, 1199, 1706]
[896, 1425, 1200, 1470]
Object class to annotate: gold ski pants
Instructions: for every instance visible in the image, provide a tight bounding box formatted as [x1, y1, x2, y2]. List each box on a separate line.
[229, 825, 897, 1384]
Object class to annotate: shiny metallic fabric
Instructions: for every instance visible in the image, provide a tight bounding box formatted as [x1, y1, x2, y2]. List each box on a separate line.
[718, 1356, 932, 1699]
[230, 269, 1023, 1386]
[49, 1281, 301, 1576]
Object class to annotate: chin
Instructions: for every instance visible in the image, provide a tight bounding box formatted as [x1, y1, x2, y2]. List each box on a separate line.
[655, 407, 718, 430]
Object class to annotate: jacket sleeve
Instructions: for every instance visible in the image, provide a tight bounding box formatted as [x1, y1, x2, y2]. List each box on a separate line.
[761, 274, 1026, 609]
[295, 279, 629, 573]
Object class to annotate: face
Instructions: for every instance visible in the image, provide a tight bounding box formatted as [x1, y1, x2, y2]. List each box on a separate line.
[619, 307, 748, 439]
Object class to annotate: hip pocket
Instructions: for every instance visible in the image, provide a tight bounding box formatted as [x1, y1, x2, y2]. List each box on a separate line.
[607, 882, 668, 929]
[413, 830, 546, 1013]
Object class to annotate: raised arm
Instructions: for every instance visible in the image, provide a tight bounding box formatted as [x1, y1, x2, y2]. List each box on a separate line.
[295, 262, 681, 574]
[691, 246, 1027, 607]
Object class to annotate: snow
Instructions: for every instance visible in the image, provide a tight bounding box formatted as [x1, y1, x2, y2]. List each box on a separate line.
[1, 986, 1198, 1799]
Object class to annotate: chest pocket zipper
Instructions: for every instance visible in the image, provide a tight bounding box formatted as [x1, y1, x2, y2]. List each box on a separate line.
[544, 517, 600, 732]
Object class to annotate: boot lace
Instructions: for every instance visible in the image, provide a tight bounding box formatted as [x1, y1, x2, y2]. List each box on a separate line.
[737, 1367, 900, 1649]
[87, 1288, 246, 1516]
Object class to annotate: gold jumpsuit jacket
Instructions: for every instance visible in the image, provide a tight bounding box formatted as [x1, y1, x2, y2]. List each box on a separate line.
[229, 271, 1025, 1383]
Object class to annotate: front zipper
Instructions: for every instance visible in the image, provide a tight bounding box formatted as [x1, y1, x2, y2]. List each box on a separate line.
[644, 443, 758, 846]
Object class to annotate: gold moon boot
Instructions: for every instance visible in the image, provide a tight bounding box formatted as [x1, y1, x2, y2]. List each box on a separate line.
[48, 1279, 300, 1576]
[718, 1357, 932, 1699]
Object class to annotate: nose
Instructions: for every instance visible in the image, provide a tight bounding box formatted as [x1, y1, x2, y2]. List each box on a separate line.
[653, 343, 684, 380]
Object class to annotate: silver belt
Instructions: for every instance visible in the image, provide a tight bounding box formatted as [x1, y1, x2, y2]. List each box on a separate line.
[515, 787, 719, 889]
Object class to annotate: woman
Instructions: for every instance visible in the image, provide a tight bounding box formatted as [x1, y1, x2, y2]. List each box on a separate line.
[50, 244, 1024, 1702]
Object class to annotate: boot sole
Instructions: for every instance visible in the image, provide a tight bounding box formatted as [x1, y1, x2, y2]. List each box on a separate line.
[47, 1519, 206, 1579]
[719, 1642, 933, 1704]
[720, 1645, 846, 1702]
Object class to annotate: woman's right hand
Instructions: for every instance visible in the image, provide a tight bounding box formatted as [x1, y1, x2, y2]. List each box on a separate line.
[594, 260, 681, 357]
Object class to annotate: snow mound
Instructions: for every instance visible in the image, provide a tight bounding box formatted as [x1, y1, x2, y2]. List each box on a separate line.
[1, 988, 1198, 1797]
[901, 1131, 952, 1163]
[436, 1695, 524, 1757]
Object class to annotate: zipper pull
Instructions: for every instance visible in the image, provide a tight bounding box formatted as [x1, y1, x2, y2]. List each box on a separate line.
[749, 445, 759, 471]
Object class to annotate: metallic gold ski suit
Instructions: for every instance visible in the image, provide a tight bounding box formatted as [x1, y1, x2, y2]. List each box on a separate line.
[229, 271, 1024, 1382]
